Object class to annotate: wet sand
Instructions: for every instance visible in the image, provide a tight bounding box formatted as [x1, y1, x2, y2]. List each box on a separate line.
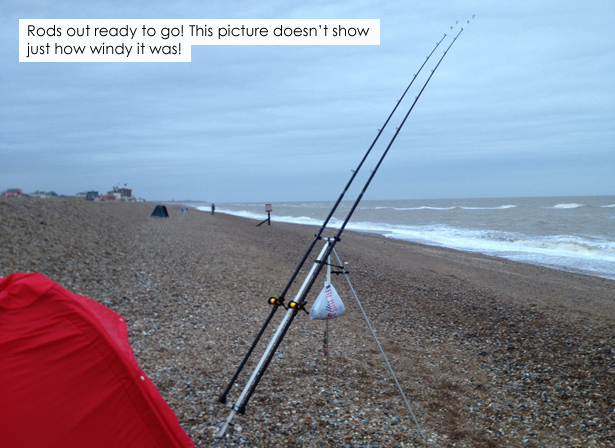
[1, 197, 613, 447]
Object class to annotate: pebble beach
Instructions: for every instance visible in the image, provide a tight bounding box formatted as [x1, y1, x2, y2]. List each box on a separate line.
[1, 197, 613, 447]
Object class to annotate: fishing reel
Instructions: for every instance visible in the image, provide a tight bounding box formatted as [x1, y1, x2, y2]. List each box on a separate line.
[268, 297, 285, 307]
[289, 301, 308, 314]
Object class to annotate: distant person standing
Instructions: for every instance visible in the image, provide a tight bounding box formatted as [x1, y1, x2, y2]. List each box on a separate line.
[211, 203, 215, 215]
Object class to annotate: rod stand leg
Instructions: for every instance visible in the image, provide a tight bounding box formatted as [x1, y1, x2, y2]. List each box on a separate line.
[215, 409, 237, 439]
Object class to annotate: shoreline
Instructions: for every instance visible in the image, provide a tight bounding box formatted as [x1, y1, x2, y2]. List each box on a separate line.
[2, 197, 614, 447]
[208, 207, 615, 322]
[205, 199, 615, 283]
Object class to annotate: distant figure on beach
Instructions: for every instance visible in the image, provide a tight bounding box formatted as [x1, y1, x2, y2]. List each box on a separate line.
[211, 203, 215, 215]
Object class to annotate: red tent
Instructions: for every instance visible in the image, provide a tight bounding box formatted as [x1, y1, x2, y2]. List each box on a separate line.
[0, 273, 195, 448]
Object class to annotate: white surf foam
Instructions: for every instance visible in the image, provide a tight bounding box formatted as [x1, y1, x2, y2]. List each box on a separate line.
[199, 200, 615, 280]
[552, 203, 585, 209]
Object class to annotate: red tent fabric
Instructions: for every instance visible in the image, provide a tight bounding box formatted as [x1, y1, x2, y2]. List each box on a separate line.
[0, 273, 195, 448]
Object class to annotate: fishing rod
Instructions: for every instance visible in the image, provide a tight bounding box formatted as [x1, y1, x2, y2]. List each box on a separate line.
[216, 23, 468, 437]
[236, 25, 465, 414]
[218, 30, 449, 406]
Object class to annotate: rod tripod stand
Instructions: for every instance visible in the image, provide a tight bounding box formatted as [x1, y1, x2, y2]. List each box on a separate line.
[216, 240, 423, 439]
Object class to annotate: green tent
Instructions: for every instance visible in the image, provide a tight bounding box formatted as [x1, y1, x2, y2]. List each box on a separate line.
[150, 205, 169, 219]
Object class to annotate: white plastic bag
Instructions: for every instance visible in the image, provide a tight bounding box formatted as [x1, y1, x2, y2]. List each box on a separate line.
[310, 282, 346, 320]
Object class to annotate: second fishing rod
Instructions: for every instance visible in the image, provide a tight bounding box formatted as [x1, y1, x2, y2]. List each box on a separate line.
[234, 26, 466, 414]
[218, 30, 450, 406]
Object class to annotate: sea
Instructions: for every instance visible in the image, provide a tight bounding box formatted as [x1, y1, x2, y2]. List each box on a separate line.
[196, 196, 615, 281]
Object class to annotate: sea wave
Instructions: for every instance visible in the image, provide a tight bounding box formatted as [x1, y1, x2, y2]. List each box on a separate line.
[378, 225, 615, 279]
[459, 205, 517, 210]
[373, 205, 517, 211]
[277, 203, 330, 208]
[374, 206, 456, 210]
[344, 222, 615, 279]
[552, 203, 584, 209]
[513, 238, 615, 259]
[600, 204, 615, 208]
[199, 199, 615, 280]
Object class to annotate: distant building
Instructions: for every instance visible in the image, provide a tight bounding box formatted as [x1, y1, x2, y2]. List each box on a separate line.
[3, 189, 23, 197]
[72, 186, 140, 202]
[30, 190, 60, 198]
[107, 186, 134, 201]
[118, 188, 132, 198]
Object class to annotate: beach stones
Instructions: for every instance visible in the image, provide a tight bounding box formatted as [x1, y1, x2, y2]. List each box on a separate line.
[1, 197, 613, 447]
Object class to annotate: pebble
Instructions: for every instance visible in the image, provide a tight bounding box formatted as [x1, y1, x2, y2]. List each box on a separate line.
[2, 197, 613, 448]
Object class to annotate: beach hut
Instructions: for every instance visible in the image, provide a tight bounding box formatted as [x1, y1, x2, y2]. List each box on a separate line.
[151, 204, 170, 218]
[0, 273, 194, 448]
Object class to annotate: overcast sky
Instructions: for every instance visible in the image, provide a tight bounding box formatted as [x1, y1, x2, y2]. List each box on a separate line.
[2, 0, 614, 202]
